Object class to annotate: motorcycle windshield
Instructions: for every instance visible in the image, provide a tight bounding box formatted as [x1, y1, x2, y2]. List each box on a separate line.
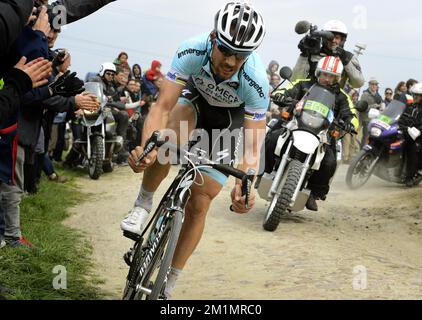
[297, 85, 335, 134]
[377, 100, 406, 124]
[83, 82, 107, 106]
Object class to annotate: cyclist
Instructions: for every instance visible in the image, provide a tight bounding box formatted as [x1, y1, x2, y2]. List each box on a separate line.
[121, 2, 268, 298]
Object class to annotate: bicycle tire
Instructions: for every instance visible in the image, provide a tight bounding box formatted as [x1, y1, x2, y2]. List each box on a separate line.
[149, 209, 183, 300]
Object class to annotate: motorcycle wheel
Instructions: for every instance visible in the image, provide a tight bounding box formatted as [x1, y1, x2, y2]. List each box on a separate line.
[88, 136, 104, 180]
[263, 159, 303, 232]
[346, 149, 376, 190]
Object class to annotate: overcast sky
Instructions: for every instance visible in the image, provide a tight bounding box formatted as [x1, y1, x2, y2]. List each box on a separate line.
[56, 0, 421, 93]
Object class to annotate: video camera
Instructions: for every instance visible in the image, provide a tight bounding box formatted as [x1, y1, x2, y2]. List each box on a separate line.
[295, 21, 334, 56]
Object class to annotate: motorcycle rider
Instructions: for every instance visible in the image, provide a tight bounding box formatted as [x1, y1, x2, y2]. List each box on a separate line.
[292, 20, 364, 89]
[272, 56, 359, 211]
[398, 82, 422, 187]
[92, 62, 129, 163]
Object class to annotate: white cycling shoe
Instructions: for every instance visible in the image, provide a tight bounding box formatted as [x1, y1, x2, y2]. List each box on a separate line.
[120, 206, 149, 236]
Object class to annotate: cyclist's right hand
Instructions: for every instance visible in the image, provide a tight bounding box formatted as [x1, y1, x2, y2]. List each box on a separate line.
[128, 146, 158, 173]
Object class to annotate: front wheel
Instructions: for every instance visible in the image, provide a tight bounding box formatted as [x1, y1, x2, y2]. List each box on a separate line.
[346, 149, 378, 190]
[88, 135, 104, 180]
[122, 210, 183, 300]
[263, 160, 303, 232]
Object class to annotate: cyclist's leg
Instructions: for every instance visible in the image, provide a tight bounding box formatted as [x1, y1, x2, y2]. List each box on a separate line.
[122, 82, 201, 236]
[165, 106, 244, 297]
[172, 175, 223, 270]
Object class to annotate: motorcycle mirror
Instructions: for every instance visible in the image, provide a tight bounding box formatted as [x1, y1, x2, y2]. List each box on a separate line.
[355, 100, 369, 113]
[368, 108, 380, 119]
[279, 66, 293, 81]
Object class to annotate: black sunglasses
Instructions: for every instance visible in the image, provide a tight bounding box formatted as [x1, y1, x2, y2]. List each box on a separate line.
[214, 38, 252, 60]
[105, 72, 115, 76]
[385, 92, 393, 95]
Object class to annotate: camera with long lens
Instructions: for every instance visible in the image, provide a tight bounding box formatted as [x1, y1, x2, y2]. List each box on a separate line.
[295, 20, 334, 56]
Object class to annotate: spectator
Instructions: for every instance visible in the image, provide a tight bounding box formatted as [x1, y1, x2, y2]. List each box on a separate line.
[113, 51, 131, 74]
[384, 88, 393, 107]
[397, 78, 418, 105]
[269, 73, 281, 90]
[115, 69, 129, 93]
[266, 60, 279, 81]
[121, 79, 146, 150]
[394, 81, 407, 100]
[132, 64, 142, 81]
[142, 60, 163, 100]
[359, 78, 383, 145]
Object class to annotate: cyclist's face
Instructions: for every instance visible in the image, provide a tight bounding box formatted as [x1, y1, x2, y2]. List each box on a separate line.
[211, 41, 249, 80]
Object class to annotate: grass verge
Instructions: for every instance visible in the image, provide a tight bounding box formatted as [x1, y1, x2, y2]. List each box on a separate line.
[0, 168, 104, 300]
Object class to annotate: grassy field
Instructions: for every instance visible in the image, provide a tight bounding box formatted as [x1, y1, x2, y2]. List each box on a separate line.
[0, 168, 104, 300]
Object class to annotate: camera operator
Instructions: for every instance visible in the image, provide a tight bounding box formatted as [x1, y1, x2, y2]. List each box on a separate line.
[292, 20, 364, 89]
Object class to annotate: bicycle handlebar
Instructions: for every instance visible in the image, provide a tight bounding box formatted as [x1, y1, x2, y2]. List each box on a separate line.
[135, 131, 255, 211]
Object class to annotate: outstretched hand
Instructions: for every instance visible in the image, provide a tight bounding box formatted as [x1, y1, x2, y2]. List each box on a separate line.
[15, 57, 52, 88]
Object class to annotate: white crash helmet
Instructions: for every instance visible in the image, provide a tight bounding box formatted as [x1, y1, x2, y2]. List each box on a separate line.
[410, 83, 422, 95]
[214, 2, 266, 52]
[323, 20, 348, 38]
[315, 56, 344, 82]
[99, 62, 116, 77]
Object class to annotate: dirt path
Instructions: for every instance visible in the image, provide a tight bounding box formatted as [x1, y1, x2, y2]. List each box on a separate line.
[65, 165, 422, 299]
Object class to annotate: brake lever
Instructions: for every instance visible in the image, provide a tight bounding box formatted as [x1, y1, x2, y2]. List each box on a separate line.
[135, 131, 160, 166]
[242, 175, 251, 209]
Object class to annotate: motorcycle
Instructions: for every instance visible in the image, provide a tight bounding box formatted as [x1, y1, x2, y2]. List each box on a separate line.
[257, 68, 353, 232]
[346, 100, 422, 189]
[73, 82, 123, 179]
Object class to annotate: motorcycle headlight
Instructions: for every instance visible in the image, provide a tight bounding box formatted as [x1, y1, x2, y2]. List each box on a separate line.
[370, 127, 382, 137]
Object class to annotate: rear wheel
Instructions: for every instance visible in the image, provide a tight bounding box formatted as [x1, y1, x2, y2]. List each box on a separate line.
[88, 135, 103, 180]
[263, 160, 303, 232]
[346, 149, 377, 190]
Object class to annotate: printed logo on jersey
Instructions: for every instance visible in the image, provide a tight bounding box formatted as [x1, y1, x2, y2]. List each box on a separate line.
[242, 70, 265, 98]
[177, 48, 207, 59]
[192, 76, 242, 108]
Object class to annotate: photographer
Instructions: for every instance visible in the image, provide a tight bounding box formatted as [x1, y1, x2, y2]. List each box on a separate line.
[292, 20, 364, 89]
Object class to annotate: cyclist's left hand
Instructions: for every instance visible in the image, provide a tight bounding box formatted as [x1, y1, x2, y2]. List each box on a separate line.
[230, 184, 255, 214]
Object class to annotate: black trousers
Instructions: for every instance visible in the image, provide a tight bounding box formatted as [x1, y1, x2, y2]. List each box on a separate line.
[307, 143, 337, 199]
[405, 139, 422, 179]
[111, 109, 129, 140]
[52, 122, 66, 161]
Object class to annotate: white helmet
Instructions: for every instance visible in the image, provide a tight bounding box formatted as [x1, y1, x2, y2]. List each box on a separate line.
[410, 83, 422, 95]
[99, 62, 116, 77]
[315, 56, 344, 82]
[323, 20, 348, 38]
[214, 2, 266, 52]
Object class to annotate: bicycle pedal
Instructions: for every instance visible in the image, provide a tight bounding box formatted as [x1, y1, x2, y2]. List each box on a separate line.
[123, 231, 142, 242]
